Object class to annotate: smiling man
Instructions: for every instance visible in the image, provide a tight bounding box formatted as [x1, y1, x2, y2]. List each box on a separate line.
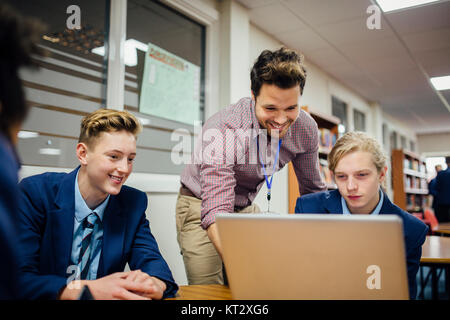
[177, 47, 326, 285]
[17, 109, 178, 300]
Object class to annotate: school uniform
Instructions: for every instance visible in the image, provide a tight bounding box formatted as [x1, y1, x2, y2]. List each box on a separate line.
[17, 167, 178, 299]
[295, 189, 428, 299]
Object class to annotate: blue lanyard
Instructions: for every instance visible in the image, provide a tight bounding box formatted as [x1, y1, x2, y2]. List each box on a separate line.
[257, 138, 282, 201]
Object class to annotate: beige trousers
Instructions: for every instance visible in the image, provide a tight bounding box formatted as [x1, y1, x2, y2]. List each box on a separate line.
[175, 193, 260, 285]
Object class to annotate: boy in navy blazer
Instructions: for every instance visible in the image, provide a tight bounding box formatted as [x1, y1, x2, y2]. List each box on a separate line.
[17, 109, 178, 300]
[295, 132, 428, 299]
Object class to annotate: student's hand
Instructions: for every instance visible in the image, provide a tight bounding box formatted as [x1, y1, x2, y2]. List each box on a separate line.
[60, 272, 154, 300]
[125, 269, 166, 300]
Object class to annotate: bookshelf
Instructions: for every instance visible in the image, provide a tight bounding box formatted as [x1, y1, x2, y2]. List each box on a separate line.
[288, 106, 340, 213]
[391, 149, 428, 212]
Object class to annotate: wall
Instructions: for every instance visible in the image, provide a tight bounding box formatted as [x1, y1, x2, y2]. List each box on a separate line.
[417, 132, 450, 156]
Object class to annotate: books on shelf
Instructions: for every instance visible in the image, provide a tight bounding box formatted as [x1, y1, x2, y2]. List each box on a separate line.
[403, 157, 426, 174]
[404, 176, 427, 190]
[406, 194, 427, 212]
[318, 128, 337, 151]
[318, 158, 333, 185]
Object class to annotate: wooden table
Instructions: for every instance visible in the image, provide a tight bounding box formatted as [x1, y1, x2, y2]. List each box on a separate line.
[435, 222, 450, 236]
[419, 236, 450, 299]
[167, 285, 232, 300]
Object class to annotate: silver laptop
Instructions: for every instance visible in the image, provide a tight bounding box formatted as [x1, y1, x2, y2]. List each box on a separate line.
[216, 213, 409, 300]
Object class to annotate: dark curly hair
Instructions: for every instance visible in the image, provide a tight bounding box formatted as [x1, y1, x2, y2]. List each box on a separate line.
[250, 47, 307, 99]
[0, 3, 45, 141]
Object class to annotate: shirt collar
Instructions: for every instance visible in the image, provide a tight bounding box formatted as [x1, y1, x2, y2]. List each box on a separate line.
[341, 188, 384, 216]
[75, 170, 109, 222]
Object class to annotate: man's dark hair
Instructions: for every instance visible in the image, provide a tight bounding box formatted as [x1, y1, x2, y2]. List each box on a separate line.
[446, 156, 450, 165]
[0, 4, 45, 141]
[250, 47, 307, 99]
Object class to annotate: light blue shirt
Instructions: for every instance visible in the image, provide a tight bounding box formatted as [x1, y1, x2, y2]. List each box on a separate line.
[70, 171, 109, 280]
[341, 189, 384, 216]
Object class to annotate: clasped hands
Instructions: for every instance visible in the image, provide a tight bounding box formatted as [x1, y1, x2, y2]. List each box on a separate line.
[60, 270, 167, 300]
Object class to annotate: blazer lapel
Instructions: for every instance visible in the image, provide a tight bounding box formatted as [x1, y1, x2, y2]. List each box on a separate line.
[98, 195, 126, 278]
[51, 168, 78, 276]
[378, 191, 397, 215]
[323, 190, 344, 214]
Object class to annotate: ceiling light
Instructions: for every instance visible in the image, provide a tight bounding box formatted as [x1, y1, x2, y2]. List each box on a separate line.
[137, 117, 151, 126]
[91, 39, 148, 67]
[376, 0, 440, 12]
[430, 75, 450, 91]
[18, 131, 39, 139]
[39, 148, 61, 156]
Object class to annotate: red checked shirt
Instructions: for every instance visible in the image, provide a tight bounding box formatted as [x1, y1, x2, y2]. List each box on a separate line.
[181, 97, 326, 229]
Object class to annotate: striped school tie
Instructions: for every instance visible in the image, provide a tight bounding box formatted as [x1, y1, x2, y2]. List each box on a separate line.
[77, 212, 99, 280]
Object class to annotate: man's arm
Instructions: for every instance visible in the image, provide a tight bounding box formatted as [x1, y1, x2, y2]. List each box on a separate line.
[206, 223, 223, 258]
[199, 162, 237, 258]
[292, 134, 326, 195]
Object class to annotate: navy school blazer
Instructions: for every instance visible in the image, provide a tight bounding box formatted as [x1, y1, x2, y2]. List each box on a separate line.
[0, 135, 22, 299]
[295, 189, 428, 300]
[17, 167, 178, 299]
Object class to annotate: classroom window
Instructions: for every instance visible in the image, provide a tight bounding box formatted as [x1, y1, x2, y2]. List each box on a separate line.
[7, 0, 109, 168]
[410, 140, 416, 152]
[332, 96, 348, 133]
[124, 0, 206, 174]
[400, 135, 407, 150]
[382, 123, 388, 146]
[390, 131, 398, 150]
[353, 109, 366, 132]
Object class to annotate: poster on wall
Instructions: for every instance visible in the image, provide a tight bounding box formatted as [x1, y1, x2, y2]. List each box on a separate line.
[139, 42, 200, 125]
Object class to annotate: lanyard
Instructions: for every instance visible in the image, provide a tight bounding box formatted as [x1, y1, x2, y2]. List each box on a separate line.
[257, 137, 282, 212]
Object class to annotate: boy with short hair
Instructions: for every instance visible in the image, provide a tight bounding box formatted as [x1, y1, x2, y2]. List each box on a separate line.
[295, 131, 428, 299]
[17, 109, 178, 300]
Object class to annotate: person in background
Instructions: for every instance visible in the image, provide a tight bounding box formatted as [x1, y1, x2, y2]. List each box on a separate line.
[434, 157, 450, 222]
[428, 164, 442, 214]
[0, 3, 44, 299]
[295, 131, 428, 299]
[17, 109, 178, 300]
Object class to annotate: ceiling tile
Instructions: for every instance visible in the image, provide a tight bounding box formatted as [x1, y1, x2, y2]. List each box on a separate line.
[282, 0, 372, 27]
[403, 27, 450, 53]
[236, 0, 278, 9]
[275, 28, 330, 51]
[249, 3, 309, 33]
[386, 1, 450, 35]
[317, 17, 395, 46]
[339, 36, 407, 63]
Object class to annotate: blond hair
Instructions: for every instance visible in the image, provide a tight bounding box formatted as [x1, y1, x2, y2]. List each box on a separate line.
[328, 131, 386, 173]
[78, 109, 142, 147]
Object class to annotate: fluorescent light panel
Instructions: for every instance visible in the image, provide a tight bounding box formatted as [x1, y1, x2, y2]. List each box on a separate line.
[430, 75, 450, 91]
[39, 148, 61, 156]
[18, 131, 39, 139]
[376, 0, 440, 12]
[91, 39, 148, 67]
